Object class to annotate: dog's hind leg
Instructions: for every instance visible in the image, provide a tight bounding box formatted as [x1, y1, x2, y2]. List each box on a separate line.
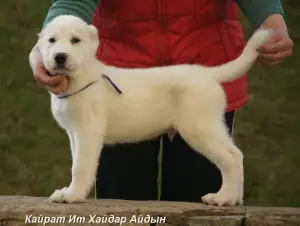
[49, 125, 104, 203]
[176, 117, 244, 206]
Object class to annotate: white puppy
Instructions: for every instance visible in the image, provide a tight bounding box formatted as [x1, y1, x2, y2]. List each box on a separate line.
[37, 15, 271, 206]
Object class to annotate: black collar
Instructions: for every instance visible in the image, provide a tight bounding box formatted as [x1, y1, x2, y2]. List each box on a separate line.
[57, 74, 123, 99]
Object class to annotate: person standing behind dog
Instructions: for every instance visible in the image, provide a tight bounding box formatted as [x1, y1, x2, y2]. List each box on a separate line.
[29, 0, 293, 203]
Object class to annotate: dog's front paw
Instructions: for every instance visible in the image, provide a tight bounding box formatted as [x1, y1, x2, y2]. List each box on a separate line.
[49, 187, 85, 203]
[201, 192, 243, 206]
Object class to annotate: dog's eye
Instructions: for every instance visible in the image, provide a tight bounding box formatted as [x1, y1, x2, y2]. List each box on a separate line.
[71, 37, 81, 44]
[49, 37, 56, 43]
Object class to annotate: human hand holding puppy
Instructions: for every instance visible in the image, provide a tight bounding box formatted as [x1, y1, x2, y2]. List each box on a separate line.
[29, 44, 68, 95]
[257, 14, 293, 66]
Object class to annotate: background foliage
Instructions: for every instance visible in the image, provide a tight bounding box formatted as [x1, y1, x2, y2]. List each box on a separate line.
[0, 1, 299, 207]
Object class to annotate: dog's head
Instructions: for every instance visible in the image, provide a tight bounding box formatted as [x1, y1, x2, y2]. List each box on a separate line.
[38, 15, 99, 76]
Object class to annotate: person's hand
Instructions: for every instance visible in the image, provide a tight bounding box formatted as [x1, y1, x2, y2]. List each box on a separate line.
[29, 44, 68, 95]
[257, 14, 293, 67]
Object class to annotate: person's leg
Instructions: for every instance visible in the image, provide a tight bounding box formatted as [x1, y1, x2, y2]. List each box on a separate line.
[95, 137, 160, 200]
[160, 111, 236, 202]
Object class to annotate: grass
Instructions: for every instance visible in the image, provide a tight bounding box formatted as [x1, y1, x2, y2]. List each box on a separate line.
[0, 1, 299, 207]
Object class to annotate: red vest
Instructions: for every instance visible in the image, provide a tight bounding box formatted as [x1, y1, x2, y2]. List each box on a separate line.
[92, 0, 247, 112]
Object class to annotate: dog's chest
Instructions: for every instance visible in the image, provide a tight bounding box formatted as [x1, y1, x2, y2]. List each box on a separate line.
[51, 97, 79, 128]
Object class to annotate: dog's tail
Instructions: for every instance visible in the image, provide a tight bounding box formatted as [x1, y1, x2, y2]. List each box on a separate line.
[211, 29, 272, 83]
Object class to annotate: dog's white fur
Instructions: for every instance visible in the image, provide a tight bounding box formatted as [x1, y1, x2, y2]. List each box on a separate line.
[37, 15, 271, 206]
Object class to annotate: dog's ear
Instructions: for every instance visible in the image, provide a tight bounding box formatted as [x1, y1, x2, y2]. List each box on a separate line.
[36, 31, 44, 49]
[37, 30, 43, 39]
[88, 25, 99, 41]
[87, 25, 99, 52]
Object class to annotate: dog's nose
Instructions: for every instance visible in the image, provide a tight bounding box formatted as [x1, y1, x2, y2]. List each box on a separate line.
[54, 53, 68, 64]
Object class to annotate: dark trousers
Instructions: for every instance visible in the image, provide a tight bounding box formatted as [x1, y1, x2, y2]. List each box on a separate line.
[96, 111, 235, 202]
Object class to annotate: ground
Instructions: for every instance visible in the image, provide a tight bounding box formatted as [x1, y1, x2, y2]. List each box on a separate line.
[0, 1, 299, 207]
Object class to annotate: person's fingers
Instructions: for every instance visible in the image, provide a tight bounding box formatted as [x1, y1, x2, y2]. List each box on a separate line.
[258, 50, 292, 63]
[59, 77, 68, 92]
[46, 76, 68, 95]
[33, 67, 51, 87]
[34, 70, 65, 87]
[257, 37, 293, 54]
[46, 85, 63, 95]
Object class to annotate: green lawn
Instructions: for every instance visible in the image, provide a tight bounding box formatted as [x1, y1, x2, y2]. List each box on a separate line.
[0, 1, 299, 207]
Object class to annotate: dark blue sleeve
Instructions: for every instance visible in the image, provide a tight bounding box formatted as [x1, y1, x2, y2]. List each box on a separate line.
[43, 0, 99, 29]
[236, 0, 285, 28]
